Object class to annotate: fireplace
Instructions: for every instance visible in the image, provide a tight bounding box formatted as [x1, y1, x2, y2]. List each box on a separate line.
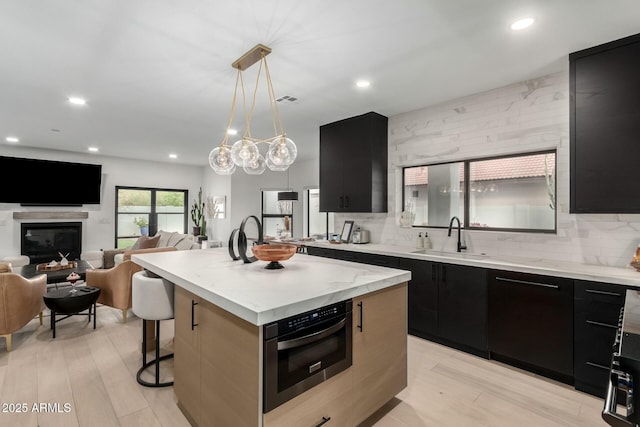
[21, 222, 82, 265]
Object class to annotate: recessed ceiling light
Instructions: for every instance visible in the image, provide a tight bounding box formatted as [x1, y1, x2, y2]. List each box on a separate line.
[356, 81, 371, 88]
[227, 129, 238, 135]
[88, 147, 99, 152]
[68, 97, 87, 105]
[510, 17, 534, 31]
[169, 153, 178, 159]
[5, 136, 19, 143]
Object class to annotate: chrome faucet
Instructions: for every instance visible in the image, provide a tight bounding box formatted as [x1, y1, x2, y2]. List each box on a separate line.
[447, 216, 467, 252]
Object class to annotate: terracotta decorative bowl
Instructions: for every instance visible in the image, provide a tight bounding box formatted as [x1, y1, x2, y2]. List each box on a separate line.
[252, 244, 297, 269]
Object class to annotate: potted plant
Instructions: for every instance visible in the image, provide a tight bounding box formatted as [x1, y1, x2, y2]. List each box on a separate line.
[134, 216, 149, 236]
[191, 187, 207, 238]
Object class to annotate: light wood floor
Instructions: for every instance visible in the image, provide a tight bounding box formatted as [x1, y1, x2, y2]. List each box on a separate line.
[0, 307, 609, 427]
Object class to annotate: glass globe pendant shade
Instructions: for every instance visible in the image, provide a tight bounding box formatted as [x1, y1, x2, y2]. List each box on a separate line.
[267, 136, 297, 167]
[209, 146, 236, 175]
[243, 153, 266, 175]
[231, 139, 259, 166]
[266, 155, 289, 172]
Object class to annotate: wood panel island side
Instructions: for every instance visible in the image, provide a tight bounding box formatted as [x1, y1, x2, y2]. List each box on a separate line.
[133, 248, 410, 427]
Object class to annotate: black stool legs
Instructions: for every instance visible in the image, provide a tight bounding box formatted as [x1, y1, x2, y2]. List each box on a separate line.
[136, 319, 174, 387]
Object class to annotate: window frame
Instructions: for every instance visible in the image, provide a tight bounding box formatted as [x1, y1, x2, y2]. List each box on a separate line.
[402, 149, 557, 234]
[114, 186, 189, 248]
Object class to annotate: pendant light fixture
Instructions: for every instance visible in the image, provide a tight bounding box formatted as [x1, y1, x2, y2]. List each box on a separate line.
[209, 44, 297, 175]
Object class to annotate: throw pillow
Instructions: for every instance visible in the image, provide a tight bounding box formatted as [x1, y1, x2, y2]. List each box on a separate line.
[0, 262, 12, 273]
[131, 235, 160, 250]
[174, 237, 198, 250]
[155, 230, 177, 247]
[167, 232, 188, 246]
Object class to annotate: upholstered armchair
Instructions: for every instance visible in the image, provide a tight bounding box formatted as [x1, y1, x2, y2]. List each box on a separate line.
[0, 262, 46, 352]
[85, 247, 177, 322]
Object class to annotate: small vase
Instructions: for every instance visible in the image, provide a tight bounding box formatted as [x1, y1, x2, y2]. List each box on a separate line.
[192, 226, 201, 236]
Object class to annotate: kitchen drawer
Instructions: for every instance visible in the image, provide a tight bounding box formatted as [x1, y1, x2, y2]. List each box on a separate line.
[306, 246, 337, 259]
[575, 280, 626, 306]
[332, 250, 399, 268]
[574, 360, 612, 398]
[355, 252, 399, 268]
[574, 280, 627, 398]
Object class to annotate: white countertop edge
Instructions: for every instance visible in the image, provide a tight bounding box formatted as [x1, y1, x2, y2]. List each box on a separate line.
[305, 242, 640, 288]
[132, 252, 410, 326]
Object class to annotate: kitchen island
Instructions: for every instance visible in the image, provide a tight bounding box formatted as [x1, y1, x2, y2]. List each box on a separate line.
[133, 247, 411, 427]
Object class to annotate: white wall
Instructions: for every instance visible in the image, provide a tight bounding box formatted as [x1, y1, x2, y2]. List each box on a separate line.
[335, 71, 640, 268]
[0, 146, 203, 259]
[0, 145, 320, 260]
[223, 157, 319, 239]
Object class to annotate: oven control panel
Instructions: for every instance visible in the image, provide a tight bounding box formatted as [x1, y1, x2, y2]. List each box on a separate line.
[264, 299, 352, 339]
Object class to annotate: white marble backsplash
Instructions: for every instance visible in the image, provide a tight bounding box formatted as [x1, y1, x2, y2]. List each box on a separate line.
[335, 71, 640, 269]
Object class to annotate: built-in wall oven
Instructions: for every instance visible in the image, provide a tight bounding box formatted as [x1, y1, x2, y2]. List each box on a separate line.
[263, 299, 352, 413]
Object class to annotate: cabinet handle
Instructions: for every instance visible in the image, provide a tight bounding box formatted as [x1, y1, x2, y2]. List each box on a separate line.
[586, 361, 609, 371]
[191, 300, 198, 330]
[495, 277, 559, 289]
[316, 416, 331, 426]
[586, 320, 618, 330]
[585, 289, 622, 298]
[339, 196, 344, 208]
[345, 196, 350, 208]
[357, 301, 363, 332]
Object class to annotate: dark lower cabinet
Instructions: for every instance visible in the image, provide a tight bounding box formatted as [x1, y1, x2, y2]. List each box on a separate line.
[574, 280, 627, 398]
[399, 258, 438, 338]
[308, 247, 630, 398]
[398, 258, 487, 357]
[488, 270, 574, 384]
[437, 263, 488, 357]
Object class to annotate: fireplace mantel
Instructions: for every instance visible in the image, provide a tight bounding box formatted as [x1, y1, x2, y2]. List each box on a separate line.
[13, 212, 88, 220]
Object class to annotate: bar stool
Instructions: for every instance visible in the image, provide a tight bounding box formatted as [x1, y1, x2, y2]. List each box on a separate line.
[131, 270, 175, 387]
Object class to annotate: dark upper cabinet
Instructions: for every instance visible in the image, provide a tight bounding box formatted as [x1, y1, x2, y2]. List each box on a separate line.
[570, 32, 640, 213]
[319, 112, 388, 212]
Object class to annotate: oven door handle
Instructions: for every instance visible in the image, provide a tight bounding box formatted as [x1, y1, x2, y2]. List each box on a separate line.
[602, 368, 634, 427]
[277, 318, 346, 351]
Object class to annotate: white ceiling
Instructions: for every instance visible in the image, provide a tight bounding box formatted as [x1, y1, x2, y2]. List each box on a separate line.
[2, 1, 639, 167]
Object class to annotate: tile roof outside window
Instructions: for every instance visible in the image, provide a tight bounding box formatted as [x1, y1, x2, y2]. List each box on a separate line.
[404, 153, 555, 185]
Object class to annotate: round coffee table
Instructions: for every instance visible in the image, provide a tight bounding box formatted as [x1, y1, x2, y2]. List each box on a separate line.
[43, 286, 101, 338]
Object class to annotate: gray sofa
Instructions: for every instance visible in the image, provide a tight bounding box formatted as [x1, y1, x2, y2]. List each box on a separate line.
[82, 230, 201, 269]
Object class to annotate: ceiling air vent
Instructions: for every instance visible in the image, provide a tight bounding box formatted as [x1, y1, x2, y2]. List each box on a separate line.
[276, 95, 298, 102]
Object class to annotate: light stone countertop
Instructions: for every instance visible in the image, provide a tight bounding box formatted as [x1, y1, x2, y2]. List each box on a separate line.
[304, 241, 640, 288]
[132, 247, 411, 326]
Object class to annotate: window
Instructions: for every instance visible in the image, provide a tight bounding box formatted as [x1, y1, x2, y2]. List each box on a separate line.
[402, 151, 556, 232]
[115, 187, 188, 248]
[305, 188, 335, 239]
[403, 162, 465, 228]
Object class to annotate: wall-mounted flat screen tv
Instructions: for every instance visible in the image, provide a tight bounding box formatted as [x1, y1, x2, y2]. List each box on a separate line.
[0, 156, 102, 205]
